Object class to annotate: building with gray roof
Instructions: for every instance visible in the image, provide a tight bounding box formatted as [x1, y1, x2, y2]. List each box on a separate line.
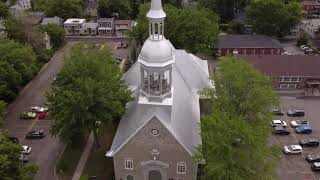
[106, 0, 211, 179]
[216, 35, 284, 56]
[41, 16, 64, 26]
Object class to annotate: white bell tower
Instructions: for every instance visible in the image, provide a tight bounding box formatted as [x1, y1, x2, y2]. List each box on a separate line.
[138, 0, 174, 104]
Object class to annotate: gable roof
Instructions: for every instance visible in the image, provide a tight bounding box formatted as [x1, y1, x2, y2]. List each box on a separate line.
[301, 0, 320, 6]
[41, 16, 63, 26]
[114, 20, 131, 25]
[106, 41, 210, 157]
[217, 35, 283, 49]
[238, 55, 320, 77]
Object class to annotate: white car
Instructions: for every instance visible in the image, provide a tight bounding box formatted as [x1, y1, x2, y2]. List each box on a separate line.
[30, 106, 48, 113]
[271, 120, 287, 127]
[21, 146, 32, 154]
[283, 145, 302, 154]
[290, 120, 309, 127]
[300, 46, 309, 50]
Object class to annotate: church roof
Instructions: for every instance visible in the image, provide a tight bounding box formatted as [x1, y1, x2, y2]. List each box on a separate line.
[106, 43, 210, 157]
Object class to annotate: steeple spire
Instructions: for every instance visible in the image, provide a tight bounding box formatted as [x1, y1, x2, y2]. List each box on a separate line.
[147, 0, 166, 40]
[147, 0, 166, 19]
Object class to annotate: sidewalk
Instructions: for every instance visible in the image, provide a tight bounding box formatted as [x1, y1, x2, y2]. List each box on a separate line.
[71, 132, 94, 180]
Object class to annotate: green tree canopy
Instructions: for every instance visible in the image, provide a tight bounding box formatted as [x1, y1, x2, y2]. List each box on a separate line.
[42, 0, 84, 19]
[0, 1, 8, 18]
[47, 44, 133, 146]
[0, 38, 37, 102]
[197, 0, 249, 22]
[247, 0, 302, 38]
[131, 3, 219, 54]
[198, 56, 280, 179]
[0, 101, 6, 125]
[5, 15, 48, 58]
[43, 24, 65, 50]
[0, 130, 38, 179]
[98, 0, 131, 18]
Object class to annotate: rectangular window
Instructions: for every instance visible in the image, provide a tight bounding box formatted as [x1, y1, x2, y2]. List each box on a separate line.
[288, 84, 297, 89]
[290, 77, 298, 82]
[283, 77, 291, 82]
[124, 159, 133, 170]
[279, 84, 289, 89]
[177, 162, 186, 174]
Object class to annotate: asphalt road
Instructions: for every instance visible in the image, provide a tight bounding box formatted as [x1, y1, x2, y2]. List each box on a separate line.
[3, 43, 74, 180]
[274, 97, 320, 180]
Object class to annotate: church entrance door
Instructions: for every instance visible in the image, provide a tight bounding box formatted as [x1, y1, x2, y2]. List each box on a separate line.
[148, 170, 162, 180]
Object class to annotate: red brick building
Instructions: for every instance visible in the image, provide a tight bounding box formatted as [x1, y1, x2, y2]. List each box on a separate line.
[216, 35, 284, 56]
[238, 55, 320, 95]
[301, 0, 320, 18]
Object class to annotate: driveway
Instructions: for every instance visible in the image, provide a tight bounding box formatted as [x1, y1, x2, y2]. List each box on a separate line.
[3, 43, 74, 180]
[274, 97, 320, 180]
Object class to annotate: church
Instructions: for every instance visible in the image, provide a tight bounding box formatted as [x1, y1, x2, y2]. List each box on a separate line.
[106, 0, 211, 179]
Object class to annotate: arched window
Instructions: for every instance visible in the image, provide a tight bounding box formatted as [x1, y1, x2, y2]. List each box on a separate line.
[124, 159, 133, 170]
[155, 23, 159, 34]
[127, 175, 134, 180]
[177, 162, 187, 174]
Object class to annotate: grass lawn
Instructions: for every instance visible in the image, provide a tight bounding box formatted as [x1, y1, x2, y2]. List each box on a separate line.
[82, 124, 117, 180]
[56, 137, 87, 180]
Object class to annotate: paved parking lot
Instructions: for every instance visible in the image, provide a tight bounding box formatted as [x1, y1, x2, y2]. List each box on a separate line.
[274, 97, 320, 180]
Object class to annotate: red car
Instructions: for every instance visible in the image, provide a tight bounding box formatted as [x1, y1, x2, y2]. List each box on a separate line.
[38, 112, 48, 120]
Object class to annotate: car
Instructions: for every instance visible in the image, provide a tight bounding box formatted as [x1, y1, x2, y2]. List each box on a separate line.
[8, 136, 19, 144]
[117, 43, 122, 49]
[26, 129, 45, 139]
[122, 43, 128, 48]
[30, 106, 48, 113]
[296, 126, 312, 134]
[19, 153, 30, 163]
[299, 45, 308, 49]
[301, 46, 310, 50]
[273, 126, 290, 135]
[311, 162, 320, 172]
[271, 107, 284, 116]
[271, 119, 287, 127]
[283, 145, 303, 154]
[290, 120, 309, 127]
[299, 138, 319, 147]
[287, 108, 305, 117]
[38, 112, 48, 120]
[20, 111, 37, 119]
[21, 146, 31, 154]
[306, 155, 320, 163]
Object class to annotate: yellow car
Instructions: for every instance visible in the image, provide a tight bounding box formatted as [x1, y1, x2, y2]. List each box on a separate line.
[20, 112, 37, 119]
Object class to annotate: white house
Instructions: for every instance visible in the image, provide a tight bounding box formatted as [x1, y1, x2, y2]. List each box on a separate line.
[16, 0, 31, 9]
[64, 19, 86, 35]
[114, 20, 133, 37]
[299, 19, 320, 38]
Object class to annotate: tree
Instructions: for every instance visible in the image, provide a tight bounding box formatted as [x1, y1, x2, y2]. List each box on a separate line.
[47, 44, 133, 147]
[98, 0, 131, 18]
[229, 21, 245, 34]
[5, 15, 50, 63]
[131, 3, 219, 54]
[0, 130, 38, 179]
[297, 32, 309, 46]
[198, 56, 280, 179]
[43, 24, 65, 50]
[0, 1, 8, 18]
[247, 0, 302, 38]
[0, 101, 6, 125]
[0, 38, 37, 102]
[42, 0, 84, 19]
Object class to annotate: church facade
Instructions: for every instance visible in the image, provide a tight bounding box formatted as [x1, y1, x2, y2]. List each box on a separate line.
[106, 0, 211, 180]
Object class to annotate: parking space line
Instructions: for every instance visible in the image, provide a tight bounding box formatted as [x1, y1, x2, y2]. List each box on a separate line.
[15, 124, 32, 127]
[32, 125, 51, 128]
[283, 113, 317, 180]
[20, 118, 39, 144]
